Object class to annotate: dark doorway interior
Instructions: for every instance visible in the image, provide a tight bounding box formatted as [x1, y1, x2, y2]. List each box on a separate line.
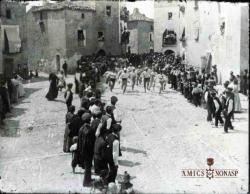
[56, 55, 60, 72]
[96, 49, 106, 57]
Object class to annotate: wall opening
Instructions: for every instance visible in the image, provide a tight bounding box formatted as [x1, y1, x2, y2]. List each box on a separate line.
[56, 55, 60, 72]
[97, 49, 106, 57]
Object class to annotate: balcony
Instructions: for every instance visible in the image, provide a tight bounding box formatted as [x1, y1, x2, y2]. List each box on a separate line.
[162, 30, 177, 47]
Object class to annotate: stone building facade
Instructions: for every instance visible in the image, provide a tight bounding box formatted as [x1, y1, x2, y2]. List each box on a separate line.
[0, 0, 27, 77]
[27, 0, 123, 73]
[154, 0, 249, 84]
[182, 1, 249, 84]
[127, 8, 153, 54]
[154, 0, 183, 55]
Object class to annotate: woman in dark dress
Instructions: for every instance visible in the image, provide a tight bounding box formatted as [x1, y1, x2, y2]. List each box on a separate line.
[45, 73, 59, 100]
[63, 105, 75, 152]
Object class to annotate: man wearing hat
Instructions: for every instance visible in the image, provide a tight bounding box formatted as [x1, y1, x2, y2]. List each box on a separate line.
[211, 91, 224, 127]
[103, 123, 122, 183]
[223, 87, 234, 133]
[77, 113, 95, 186]
[64, 83, 73, 111]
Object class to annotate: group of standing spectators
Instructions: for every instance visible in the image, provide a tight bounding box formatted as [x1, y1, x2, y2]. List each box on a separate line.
[52, 56, 134, 193]
[0, 74, 26, 125]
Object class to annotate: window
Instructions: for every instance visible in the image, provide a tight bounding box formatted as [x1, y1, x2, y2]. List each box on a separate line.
[168, 12, 172, 20]
[40, 22, 45, 33]
[78, 30, 86, 46]
[78, 30, 85, 41]
[150, 25, 153, 31]
[6, 9, 11, 19]
[98, 32, 104, 41]
[40, 12, 43, 20]
[149, 33, 153, 42]
[128, 46, 131, 54]
[81, 13, 85, 19]
[163, 29, 177, 46]
[106, 6, 111, 16]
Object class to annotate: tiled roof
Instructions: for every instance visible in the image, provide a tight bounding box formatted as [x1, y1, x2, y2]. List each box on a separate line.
[32, 1, 95, 12]
[129, 8, 153, 22]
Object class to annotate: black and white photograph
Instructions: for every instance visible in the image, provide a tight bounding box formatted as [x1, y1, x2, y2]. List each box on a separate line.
[0, 0, 249, 193]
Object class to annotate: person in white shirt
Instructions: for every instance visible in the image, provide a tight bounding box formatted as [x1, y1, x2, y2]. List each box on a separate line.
[129, 68, 137, 91]
[104, 124, 121, 183]
[141, 67, 151, 92]
[120, 69, 129, 94]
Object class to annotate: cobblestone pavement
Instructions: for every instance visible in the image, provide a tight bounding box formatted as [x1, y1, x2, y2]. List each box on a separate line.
[0, 75, 248, 193]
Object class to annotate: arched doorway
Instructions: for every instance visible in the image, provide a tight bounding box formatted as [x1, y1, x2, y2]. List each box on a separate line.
[96, 49, 106, 57]
[164, 49, 175, 56]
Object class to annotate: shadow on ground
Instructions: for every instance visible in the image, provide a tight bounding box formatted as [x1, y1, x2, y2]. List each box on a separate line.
[23, 76, 48, 84]
[118, 159, 141, 167]
[0, 120, 20, 137]
[121, 146, 147, 155]
[14, 88, 41, 106]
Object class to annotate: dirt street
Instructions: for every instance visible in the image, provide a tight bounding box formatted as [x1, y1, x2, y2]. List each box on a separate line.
[0, 75, 248, 193]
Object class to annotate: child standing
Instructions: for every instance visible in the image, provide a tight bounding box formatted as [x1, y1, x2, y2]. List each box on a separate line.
[65, 83, 73, 111]
[70, 136, 80, 173]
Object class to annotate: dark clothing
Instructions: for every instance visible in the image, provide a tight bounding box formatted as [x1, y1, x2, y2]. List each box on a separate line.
[77, 123, 96, 169]
[83, 155, 93, 186]
[75, 77, 79, 94]
[79, 82, 85, 99]
[63, 112, 74, 152]
[215, 110, 224, 127]
[63, 124, 72, 152]
[68, 115, 82, 138]
[143, 78, 150, 91]
[64, 90, 73, 111]
[120, 182, 134, 194]
[62, 62, 68, 77]
[206, 91, 215, 122]
[101, 114, 112, 135]
[106, 160, 118, 183]
[213, 97, 223, 127]
[108, 78, 116, 92]
[103, 133, 119, 183]
[223, 96, 234, 132]
[71, 150, 81, 168]
[94, 135, 108, 174]
[77, 123, 96, 185]
[46, 73, 58, 100]
[193, 93, 201, 106]
[224, 112, 233, 133]
[0, 86, 11, 113]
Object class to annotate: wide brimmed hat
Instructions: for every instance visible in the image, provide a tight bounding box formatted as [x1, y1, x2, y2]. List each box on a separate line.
[91, 106, 102, 116]
[81, 113, 92, 121]
[112, 123, 122, 133]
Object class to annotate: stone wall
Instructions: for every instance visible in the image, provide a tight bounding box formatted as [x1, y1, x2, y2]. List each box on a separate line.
[27, 1, 122, 74]
[154, 1, 181, 54]
[95, 1, 122, 56]
[127, 21, 138, 54]
[240, 5, 249, 75]
[137, 21, 153, 54]
[0, 1, 28, 73]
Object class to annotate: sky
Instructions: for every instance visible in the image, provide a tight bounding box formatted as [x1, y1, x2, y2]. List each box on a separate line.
[25, 0, 155, 18]
[126, 0, 154, 19]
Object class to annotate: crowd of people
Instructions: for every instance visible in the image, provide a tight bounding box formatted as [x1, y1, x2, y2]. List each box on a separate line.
[54, 52, 247, 193]
[44, 56, 134, 193]
[104, 52, 248, 134]
[0, 74, 28, 125]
